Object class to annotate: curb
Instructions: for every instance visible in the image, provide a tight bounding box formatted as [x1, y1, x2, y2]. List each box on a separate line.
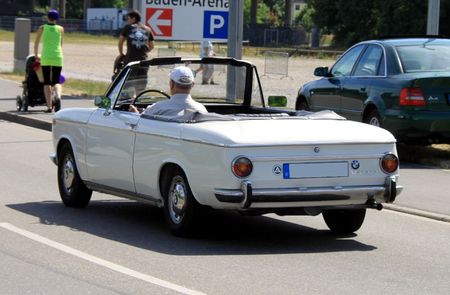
[0, 111, 52, 131]
[384, 204, 450, 223]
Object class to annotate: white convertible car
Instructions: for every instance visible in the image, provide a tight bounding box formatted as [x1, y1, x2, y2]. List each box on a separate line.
[51, 57, 402, 237]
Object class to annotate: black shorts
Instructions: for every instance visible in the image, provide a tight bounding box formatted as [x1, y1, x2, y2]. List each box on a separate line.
[41, 66, 62, 86]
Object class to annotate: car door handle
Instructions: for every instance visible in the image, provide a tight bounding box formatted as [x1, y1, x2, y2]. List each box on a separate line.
[125, 121, 137, 128]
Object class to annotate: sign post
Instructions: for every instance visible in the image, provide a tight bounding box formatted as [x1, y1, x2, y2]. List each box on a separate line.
[226, 0, 244, 101]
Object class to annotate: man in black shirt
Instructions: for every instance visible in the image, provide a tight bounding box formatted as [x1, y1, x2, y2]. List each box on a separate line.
[118, 10, 154, 64]
[118, 10, 154, 93]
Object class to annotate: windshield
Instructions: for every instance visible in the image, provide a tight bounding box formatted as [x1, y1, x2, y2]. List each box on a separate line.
[396, 44, 450, 72]
[113, 60, 260, 109]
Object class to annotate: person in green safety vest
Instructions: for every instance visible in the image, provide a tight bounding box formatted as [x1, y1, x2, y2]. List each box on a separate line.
[34, 9, 64, 113]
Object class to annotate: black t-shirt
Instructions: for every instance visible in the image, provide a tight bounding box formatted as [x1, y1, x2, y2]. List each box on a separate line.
[121, 23, 154, 63]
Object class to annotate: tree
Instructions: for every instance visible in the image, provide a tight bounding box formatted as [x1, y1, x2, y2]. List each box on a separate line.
[244, 0, 271, 24]
[306, 0, 449, 48]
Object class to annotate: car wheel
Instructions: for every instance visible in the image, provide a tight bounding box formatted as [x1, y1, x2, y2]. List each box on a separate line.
[163, 168, 201, 237]
[57, 143, 92, 208]
[295, 97, 309, 111]
[322, 209, 366, 234]
[364, 109, 381, 127]
[16, 95, 22, 112]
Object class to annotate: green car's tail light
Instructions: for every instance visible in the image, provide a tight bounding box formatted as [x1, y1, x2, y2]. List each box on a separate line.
[232, 157, 253, 178]
[380, 154, 399, 174]
[400, 87, 425, 106]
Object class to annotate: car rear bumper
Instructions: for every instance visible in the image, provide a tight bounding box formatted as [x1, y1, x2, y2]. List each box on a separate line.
[385, 110, 450, 143]
[214, 176, 402, 209]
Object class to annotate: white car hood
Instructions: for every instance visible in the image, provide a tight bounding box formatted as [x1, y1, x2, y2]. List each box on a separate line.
[181, 118, 396, 147]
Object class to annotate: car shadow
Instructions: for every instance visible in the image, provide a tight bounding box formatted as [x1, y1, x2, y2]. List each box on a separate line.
[7, 200, 377, 255]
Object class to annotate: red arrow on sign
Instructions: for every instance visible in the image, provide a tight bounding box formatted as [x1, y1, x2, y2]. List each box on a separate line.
[146, 8, 173, 37]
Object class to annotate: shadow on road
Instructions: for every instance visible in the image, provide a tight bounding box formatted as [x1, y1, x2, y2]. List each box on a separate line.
[8, 199, 376, 255]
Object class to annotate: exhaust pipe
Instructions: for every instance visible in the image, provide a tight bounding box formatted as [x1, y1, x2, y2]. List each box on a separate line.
[366, 199, 383, 211]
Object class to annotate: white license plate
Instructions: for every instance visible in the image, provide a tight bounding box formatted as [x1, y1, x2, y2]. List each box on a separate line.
[283, 162, 349, 179]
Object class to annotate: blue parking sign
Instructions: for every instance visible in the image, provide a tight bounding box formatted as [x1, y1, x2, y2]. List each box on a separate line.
[203, 11, 228, 39]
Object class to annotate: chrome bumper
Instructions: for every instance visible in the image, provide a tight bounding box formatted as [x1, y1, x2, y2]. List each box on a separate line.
[214, 176, 403, 209]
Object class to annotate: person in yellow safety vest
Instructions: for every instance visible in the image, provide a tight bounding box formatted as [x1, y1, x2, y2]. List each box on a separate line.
[34, 9, 64, 113]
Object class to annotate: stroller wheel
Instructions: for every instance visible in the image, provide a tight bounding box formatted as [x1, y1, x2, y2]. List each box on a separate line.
[22, 95, 29, 112]
[16, 95, 22, 112]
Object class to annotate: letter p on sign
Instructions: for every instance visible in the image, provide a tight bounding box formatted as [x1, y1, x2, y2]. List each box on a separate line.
[203, 11, 228, 39]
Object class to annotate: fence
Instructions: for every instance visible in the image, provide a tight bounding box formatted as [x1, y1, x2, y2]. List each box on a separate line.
[263, 51, 289, 78]
[0, 16, 111, 33]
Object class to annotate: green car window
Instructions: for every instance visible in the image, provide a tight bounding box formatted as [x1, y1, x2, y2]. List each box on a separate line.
[331, 45, 365, 77]
[397, 44, 450, 72]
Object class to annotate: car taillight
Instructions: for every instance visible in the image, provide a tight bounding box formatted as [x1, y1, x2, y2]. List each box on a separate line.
[232, 157, 253, 178]
[399, 87, 425, 106]
[380, 154, 399, 174]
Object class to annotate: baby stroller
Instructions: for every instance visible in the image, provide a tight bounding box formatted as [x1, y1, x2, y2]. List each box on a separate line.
[16, 55, 60, 112]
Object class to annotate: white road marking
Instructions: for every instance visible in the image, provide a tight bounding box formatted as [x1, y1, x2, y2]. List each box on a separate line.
[0, 222, 205, 295]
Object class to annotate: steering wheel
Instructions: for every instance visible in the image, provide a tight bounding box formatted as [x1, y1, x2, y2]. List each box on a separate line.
[131, 89, 170, 106]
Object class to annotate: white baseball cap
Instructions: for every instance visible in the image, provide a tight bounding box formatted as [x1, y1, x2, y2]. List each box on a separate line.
[169, 66, 195, 85]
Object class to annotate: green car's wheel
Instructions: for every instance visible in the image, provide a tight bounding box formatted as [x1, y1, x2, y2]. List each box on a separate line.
[364, 109, 381, 127]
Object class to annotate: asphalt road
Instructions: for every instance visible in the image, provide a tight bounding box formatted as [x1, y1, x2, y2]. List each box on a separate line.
[0, 121, 449, 294]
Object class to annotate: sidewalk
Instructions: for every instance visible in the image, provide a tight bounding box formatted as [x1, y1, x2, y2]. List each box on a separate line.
[0, 78, 94, 131]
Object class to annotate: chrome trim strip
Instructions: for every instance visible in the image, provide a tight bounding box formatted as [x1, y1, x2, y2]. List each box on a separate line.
[85, 181, 163, 207]
[250, 153, 386, 162]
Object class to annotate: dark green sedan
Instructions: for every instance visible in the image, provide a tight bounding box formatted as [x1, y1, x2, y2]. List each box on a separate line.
[296, 37, 450, 144]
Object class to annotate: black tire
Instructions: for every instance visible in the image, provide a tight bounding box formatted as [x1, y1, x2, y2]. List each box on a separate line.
[163, 167, 201, 237]
[363, 109, 381, 127]
[22, 95, 28, 112]
[16, 95, 22, 112]
[295, 97, 309, 111]
[322, 209, 366, 235]
[57, 143, 92, 208]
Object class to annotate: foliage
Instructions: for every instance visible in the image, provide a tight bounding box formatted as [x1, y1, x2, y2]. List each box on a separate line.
[294, 4, 315, 31]
[306, 0, 449, 48]
[244, 0, 271, 24]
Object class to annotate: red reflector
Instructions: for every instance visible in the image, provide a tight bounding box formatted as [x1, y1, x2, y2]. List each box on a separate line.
[232, 157, 253, 178]
[380, 154, 399, 174]
[400, 88, 425, 106]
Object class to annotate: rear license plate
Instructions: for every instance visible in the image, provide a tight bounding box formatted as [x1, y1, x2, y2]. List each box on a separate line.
[283, 162, 349, 179]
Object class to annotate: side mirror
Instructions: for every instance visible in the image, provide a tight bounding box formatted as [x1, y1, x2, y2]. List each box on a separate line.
[268, 96, 287, 108]
[314, 67, 329, 77]
[94, 96, 111, 109]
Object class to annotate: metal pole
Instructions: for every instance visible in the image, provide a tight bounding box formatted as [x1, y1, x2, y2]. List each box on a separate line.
[427, 0, 440, 35]
[226, 0, 244, 101]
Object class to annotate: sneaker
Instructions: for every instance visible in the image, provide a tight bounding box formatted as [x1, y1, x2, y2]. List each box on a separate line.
[44, 108, 52, 113]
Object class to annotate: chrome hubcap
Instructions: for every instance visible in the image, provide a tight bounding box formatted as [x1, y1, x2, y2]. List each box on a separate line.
[168, 176, 187, 224]
[63, 156, 75, 191]
[369, 117, 380, 127]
